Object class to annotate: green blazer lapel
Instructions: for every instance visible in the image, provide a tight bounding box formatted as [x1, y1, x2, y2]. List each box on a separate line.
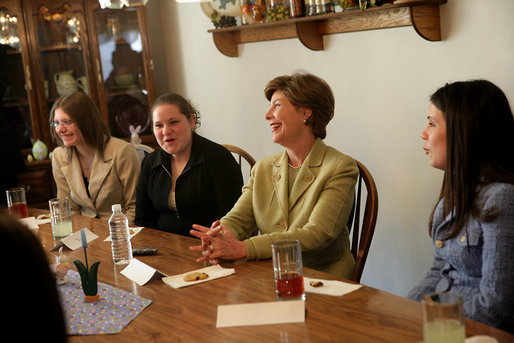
[88, 150, 113, 202]
[288, 138, 325, 211]
[271, 151, 289, 222]
[62, 151, 95, 210]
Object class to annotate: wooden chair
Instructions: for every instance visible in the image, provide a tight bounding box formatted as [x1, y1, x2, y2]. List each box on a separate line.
[347, 160, 379, 283]
[222, 144, 256, 176]
[133, 144, 155, 162]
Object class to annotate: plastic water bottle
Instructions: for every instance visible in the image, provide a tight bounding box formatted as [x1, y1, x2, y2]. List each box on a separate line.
[108, 204, 133, 265]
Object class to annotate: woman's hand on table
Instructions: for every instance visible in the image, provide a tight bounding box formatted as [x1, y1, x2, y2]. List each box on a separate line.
[190, 220, 247, 263]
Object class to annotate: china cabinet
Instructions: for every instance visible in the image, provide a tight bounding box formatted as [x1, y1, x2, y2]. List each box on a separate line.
[0, 0, 156, 206]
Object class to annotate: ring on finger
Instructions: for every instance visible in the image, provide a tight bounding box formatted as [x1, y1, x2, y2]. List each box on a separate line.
[209, 244, 214, 252]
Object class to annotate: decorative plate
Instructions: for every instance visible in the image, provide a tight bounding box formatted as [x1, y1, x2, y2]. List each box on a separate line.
[110, 95, 150, 137]
[200, 0, 241, 18]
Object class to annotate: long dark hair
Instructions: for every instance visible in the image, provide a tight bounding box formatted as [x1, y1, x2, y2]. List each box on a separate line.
[429, 80, 514, 239]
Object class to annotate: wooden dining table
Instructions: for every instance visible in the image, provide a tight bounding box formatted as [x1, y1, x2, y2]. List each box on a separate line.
[32, 210, 513, 342]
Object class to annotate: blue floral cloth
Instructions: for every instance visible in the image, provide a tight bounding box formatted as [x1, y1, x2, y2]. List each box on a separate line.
[58, 270, 152, 335]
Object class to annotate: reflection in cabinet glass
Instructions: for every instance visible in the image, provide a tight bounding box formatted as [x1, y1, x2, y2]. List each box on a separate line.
[1, 5, 33, 150]
[37, 4, 87, 103]
[94, 8, 151, 138]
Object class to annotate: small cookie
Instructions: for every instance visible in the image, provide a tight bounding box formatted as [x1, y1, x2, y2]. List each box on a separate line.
[183, 272, 209, 282]
[37, 214, 51, 220]
[310, 281, 324, 288]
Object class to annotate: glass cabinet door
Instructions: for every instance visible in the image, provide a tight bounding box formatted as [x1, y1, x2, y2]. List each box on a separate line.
[24, 0, 93, 147]
[89, 4, 152, 139]
[1, 2, 34, 151]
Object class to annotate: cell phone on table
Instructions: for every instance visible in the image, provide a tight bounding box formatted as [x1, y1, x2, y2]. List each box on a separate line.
[132, 247, 158, 256]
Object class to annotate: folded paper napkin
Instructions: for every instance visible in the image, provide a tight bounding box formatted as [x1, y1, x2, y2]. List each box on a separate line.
[162, 264, 235, 289]
[465, 337, 498, 343]
[304, 276, 362, 296]
[104, 227, 143, 241]
[417, 336, 499, 343]
[19, 216, 39, 230]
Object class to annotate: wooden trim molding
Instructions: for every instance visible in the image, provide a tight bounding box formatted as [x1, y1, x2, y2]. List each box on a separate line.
[208, 0, 446, 57]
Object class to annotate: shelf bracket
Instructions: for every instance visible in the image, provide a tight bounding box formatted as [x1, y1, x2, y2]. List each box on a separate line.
[296, 21, 324, 51]
[212, 31, 239, 57]
[410, 4, 441, 41]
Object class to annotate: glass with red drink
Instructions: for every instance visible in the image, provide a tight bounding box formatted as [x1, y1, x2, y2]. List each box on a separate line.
[6, 187, 28, 219]
[272, 239, 305, 301]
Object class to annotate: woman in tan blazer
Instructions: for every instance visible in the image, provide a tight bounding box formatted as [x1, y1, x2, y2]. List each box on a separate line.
[50, 91, 140, 222]
[191, 72, 358, 278]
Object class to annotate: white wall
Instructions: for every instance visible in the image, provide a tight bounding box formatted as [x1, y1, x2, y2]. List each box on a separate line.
[147, 0, 514, 296]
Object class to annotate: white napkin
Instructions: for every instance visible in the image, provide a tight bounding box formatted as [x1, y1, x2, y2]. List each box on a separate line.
[304, 276, 362, 296]
[466, 336, 498, 343]
[417, 335, 499, 343]
[19, 216, 39, 230]
[216, 300, 305, 328]
[162, 264, 235, 289]
[121, 258, 167, 286]
[104, 227, 143, 241]
[51, 228, 99, 251]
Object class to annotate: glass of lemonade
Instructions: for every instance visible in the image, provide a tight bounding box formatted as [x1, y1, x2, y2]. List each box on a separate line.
[422, 292, 465, 343]
[49, 198, 73, 240]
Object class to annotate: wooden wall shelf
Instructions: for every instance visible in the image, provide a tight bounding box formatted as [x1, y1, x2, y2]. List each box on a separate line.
[208, 0, 446, 57]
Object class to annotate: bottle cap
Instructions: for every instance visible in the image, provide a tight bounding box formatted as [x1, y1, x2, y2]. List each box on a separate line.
[112, 204, 122, 212]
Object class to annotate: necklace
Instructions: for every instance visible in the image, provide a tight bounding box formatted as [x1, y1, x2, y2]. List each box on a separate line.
[288, 162, 302, 169]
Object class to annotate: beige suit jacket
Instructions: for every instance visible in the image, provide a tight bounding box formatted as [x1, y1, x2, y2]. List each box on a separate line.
[51, 137, 140, 223]
[221, 138, 358, 278]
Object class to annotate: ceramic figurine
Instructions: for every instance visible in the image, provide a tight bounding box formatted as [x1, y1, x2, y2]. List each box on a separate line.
[129, 124, 142, 145]
[74, 229, 100, 303]
[32, 139, 48, 160]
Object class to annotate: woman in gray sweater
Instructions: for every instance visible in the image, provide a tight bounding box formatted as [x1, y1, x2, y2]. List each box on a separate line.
[408, 80, 514, 333]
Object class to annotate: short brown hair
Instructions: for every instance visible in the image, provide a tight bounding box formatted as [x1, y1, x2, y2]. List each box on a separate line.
[264, 72, 334, 139]
[49, 91, 110, 158]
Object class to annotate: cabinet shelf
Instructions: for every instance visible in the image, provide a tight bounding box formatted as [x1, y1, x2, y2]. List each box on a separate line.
[6, 49, 22, 55]
[108, 87, 144, 96]
[39, 43, 81, 52]
[208, 0, 446, 57]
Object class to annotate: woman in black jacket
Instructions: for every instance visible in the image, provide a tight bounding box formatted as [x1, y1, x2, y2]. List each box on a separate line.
[135, 93, 243, 236]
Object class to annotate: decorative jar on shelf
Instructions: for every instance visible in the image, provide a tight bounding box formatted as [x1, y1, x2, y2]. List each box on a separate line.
[288, 0, 304, 18]
[338, 0, 359, 11]
[306, 0, 335, 16]
[240, 0, 266, 24]
[265, 0, 290, 22]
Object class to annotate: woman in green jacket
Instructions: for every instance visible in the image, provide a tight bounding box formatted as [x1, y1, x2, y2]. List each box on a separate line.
[191, 72, 358, 278]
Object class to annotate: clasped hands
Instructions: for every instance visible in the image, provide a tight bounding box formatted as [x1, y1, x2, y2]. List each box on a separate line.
[190, 220, 246, 264]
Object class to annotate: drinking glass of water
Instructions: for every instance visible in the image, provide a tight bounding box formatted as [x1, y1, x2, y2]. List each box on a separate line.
[422, 292, 465, 343]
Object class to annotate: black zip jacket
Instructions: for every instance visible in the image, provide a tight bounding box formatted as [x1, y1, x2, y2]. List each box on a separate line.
[135, 133, 243, 236]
